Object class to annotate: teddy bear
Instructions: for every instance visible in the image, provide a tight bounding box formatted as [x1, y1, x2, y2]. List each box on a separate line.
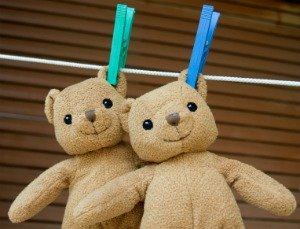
[74, 70, 296, 228]
[8, 67, 143, 228]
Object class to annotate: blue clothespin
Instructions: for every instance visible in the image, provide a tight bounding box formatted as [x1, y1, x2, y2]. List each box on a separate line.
[107, 4, 135, 86]
[186, 5, 220, 88]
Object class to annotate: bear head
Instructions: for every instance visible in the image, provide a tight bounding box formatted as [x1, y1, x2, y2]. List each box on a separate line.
[44, 67, 127, 155]
[121, 70, 218, 163]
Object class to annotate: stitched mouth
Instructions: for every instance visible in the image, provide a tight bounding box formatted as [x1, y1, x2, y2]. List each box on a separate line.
[80, 125, 109, 136]
[163, 129, 192, 142]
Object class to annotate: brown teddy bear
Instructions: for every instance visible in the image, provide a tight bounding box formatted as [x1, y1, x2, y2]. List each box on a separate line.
[74, 70, 296, 228]
[8, 67, 143, 228]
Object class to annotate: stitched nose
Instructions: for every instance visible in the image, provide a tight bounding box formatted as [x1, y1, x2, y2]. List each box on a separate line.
[165, 112, 180, 126]
[85, 110, 96, 122]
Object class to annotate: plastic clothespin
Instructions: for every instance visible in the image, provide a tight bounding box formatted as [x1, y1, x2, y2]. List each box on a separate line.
[107, 4, 135, 86]
[186, 5, 220, 88]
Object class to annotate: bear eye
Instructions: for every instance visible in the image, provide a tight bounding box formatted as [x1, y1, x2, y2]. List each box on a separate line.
[103, 98, 113, 109]
[64, 114, 72, 125]
[187, 102, 197, 112]
[143, 119, 153, 130]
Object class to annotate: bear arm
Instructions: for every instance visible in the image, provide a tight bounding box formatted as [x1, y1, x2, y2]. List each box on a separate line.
[8, 159, 75, 223]
[220, 158, 296, 216]
[74, 164, 156, 227]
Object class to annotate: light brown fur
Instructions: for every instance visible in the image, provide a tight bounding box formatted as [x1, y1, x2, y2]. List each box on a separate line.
[74, 70, 296, 228]
[8, 67, 142, 228]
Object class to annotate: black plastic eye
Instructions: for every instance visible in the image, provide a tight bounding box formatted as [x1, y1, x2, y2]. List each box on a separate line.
[103, 98, 113, 109]
[143, 119, 153, 130]
[64, 114, 72, 125]
[187, 102, 197, 112]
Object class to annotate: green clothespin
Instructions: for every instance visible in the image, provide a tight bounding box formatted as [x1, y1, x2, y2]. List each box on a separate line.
[107, 4, 135, 86]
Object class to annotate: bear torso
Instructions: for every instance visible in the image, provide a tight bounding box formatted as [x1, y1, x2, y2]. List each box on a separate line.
[142, 152, 244, 229]
[63, 142, 141, 229]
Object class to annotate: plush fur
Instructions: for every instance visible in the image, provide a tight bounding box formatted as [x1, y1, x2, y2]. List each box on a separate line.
[8, 67, 143, 228]
[74, 70, 296, 228]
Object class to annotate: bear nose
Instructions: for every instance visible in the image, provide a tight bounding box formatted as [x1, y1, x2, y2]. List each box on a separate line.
[165, 112, 180, 126]
[85, 110, 96, 123]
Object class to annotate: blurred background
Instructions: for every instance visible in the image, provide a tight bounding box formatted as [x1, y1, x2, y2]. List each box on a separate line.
[0, 0, 299, 228]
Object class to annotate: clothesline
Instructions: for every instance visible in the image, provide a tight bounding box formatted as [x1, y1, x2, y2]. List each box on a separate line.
[1, 54, 300, 87]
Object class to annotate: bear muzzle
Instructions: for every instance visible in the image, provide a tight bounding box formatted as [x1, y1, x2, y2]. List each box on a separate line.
[76, 108, 113, 135]
[159, 111, 194, 142]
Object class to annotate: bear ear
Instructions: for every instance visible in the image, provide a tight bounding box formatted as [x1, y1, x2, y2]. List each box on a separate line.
[97, 66, 127, 97]
[45, 89, 60, 124]
[178, 69, 207, 101]
[119, 98, 135, 133]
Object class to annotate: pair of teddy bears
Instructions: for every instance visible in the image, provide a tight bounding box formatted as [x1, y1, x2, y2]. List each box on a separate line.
[9, 68, 296, 228]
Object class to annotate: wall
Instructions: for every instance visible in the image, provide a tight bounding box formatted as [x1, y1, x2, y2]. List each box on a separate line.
[0, 0, 299, 228]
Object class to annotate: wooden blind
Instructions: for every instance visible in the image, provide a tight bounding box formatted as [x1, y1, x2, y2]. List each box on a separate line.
[0, 0, 299, 228]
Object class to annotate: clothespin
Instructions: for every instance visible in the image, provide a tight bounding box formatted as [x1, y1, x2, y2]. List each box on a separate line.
[107, 4, 135, 86]
[186, 5, 220, 88]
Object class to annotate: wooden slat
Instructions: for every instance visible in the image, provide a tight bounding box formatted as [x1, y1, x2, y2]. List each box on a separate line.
[0, 99, 43, 116]
[0, 220, 60, 229]
[0, 148, 67, 168]
[0, 36, 188, 72]
[212, 138, 300, 161]
[1, 21, 299, 65]
[208, 94, 300, 118]
[58, 0, 299, 39]
[2, 10, 297, 77]
[74, 0, 300, 18]
[156, 0, 300, 27]
[0, 118, 52, 136]
[61, 0, 300, 50]
[0, 166, 43, 184]
[0, 132, 63, 153]
[0, 66, 86, 88]
[0, 3, 300, 77]
[225, 155, 300, 176]
[0, 34, 295, 79]
[244, 220, 300, 229]
[2, 0, 299, 37]
[218, 124, 300, 146]
[239, 202, 300, 221]
[213, 109, 300, 132]
[269, 174, 300, 191]
[232, 0, 300, 13]
[1, 4, 298, 55]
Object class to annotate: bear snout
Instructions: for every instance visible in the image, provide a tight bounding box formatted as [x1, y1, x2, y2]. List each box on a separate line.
[74, 108, 113, 135]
